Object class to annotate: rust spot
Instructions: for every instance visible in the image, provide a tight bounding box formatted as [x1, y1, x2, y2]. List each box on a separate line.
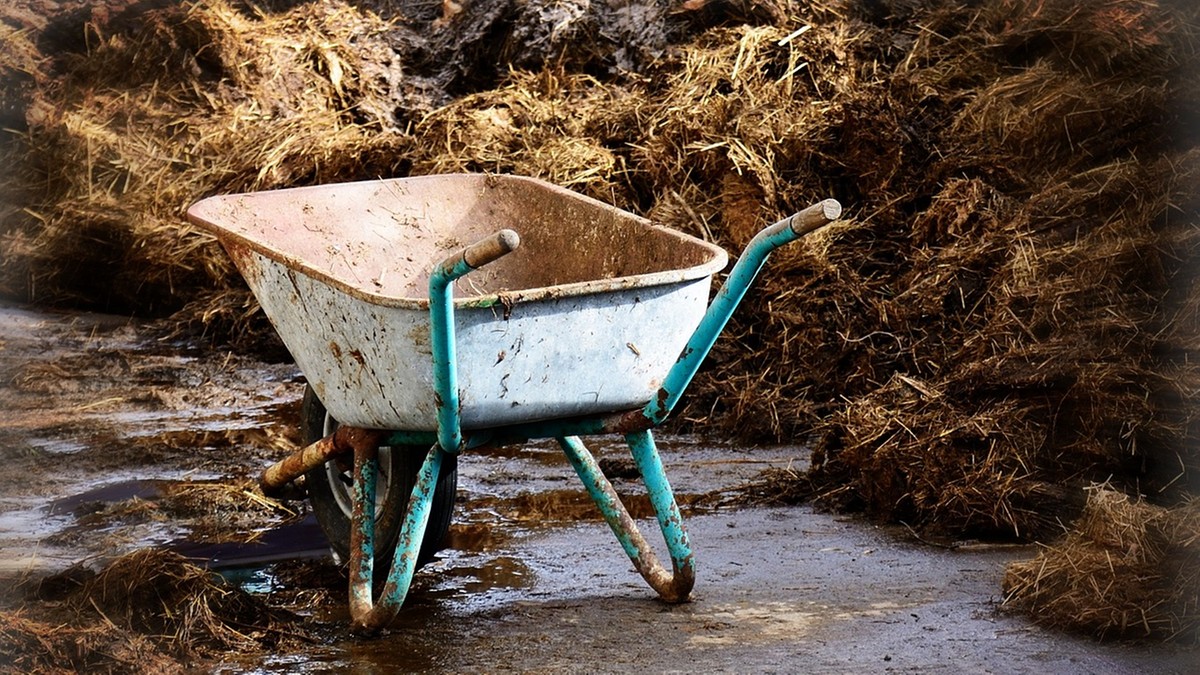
[499, 292, 516, 320]
[495, 349, 506, 364]
[349, 349, 366, 366]
[223, 241, 254, 269]
[329, 341, 342, 358]
[408, 323, 432, 355]
[604, 409, 656, 433]
[339, 426, 388, 453]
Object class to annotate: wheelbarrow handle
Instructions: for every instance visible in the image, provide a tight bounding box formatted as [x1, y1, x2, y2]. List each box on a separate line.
[644, 198, 843, 424]
[435, 228, 521, 278]
[430, 229, 521, 454]
[782, 198, 843, 237]
[753, 198, 843, 242]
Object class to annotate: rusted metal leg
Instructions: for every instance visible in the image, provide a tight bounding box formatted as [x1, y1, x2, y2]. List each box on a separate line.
[557, 433, 695, 603]
[259, 426, 385, 499]
[348, 439, 446, 634]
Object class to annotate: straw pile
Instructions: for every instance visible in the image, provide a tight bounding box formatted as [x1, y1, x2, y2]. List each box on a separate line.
[162, 479, 297, 542]
[1003, 487, 1200, 641]
[2, 0, 1197, 642]
[0, 610, 179, 674]
[0, 549, 297, 672]
[1, 0, 415, 342]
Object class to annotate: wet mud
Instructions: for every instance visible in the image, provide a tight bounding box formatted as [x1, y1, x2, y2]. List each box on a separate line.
[1, 302, 1197, 672]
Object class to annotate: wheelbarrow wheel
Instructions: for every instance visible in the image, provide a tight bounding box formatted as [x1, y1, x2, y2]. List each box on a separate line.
[301, 385, 457, 573]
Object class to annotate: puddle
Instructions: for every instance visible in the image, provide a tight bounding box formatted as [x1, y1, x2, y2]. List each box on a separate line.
[167, 514, 330, 571]
[444, 521, 512, 552]
[20, 436, 91, 456]
[434, 555, 536, 595]
[48, 478, 166, 516]
[462, 489, 659, 524]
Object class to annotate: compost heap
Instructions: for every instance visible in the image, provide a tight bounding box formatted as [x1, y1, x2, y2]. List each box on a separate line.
[1, 0, 1197, 642]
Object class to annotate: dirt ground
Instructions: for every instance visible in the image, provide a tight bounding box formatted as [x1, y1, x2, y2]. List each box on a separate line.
[1, 301, 1197, 672]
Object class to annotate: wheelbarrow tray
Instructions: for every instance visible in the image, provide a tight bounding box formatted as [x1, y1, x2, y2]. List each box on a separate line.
[188, 174, 728, 431]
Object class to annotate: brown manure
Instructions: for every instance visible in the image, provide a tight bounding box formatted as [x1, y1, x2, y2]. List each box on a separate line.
[0, 608, 180, 674]
[1, 0, 413, 330]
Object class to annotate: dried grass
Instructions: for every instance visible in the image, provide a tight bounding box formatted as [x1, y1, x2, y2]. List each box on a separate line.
[161, 478, 297, 542]
[409, 69, 634, 199]
[2, 0, 1194, 532]
[0, 608, 180, 674]
[3, 0, 411, 317]
[1003, 487, 1200, 642]
[2, 548, 303, 671]
[671, 1, 1200, 543]
[64, 549, 271, 650]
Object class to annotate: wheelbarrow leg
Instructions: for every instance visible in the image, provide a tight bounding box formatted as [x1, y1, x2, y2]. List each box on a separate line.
[558, 432, 695, 602]
[347, 439, 446, 634]
[342, 230, 520, 633]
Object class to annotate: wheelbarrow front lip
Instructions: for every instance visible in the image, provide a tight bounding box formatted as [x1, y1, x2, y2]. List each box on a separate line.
[186, 174, 730, 310]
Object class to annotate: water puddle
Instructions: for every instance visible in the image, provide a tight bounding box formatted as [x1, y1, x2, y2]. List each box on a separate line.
[433, 555, 536, 596]
[48, 478, 167, 516]
[462, 489, 658, 523]
[167, 514, 330, 571]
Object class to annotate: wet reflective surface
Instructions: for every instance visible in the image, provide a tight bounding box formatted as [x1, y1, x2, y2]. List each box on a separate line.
[2, 303, 1197, 672]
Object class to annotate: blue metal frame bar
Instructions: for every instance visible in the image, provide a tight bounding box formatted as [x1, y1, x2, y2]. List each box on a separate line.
[558, 433, 694, 602]
[627, 429, 692, 571]
[348, 442, 446, 633]
[429, 260, 470, 454]
[429, 229, 520, 454]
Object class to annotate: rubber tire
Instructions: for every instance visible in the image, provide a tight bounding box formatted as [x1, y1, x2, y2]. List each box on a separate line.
[301, 385, 457, 572]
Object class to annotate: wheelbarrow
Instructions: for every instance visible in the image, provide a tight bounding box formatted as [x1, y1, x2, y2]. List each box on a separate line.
[187, 174, 841, 634]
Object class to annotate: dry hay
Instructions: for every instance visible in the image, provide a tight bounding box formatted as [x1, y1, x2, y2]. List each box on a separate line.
[57, 549, 273, 650]
[1, 0, 413, 330]
[160, 478, 297, 542]
[409, 69, 637, 200]
[0, 0, 1193, 527]
[1003, 487, 1200, 642]
[50, 478, 297, 545]
[669, 0, 1200, 542]
[1, 548, 303, 671]
[0, 608, 180, 674]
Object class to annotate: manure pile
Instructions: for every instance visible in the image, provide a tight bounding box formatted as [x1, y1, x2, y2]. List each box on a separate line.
[2, 0, 1197, 643]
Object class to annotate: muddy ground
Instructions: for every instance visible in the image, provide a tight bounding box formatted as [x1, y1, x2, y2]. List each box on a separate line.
[1, 301, 1197, 672]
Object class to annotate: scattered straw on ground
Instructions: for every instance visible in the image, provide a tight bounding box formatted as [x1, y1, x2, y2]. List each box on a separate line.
[1003, 487, 1200, 642]
[0, 608, 181, 674]
[161, 478, 298, 542]
[1, 548, 306, 672]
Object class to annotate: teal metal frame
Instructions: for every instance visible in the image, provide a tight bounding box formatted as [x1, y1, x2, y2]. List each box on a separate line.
[332, 201, 842, 634]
